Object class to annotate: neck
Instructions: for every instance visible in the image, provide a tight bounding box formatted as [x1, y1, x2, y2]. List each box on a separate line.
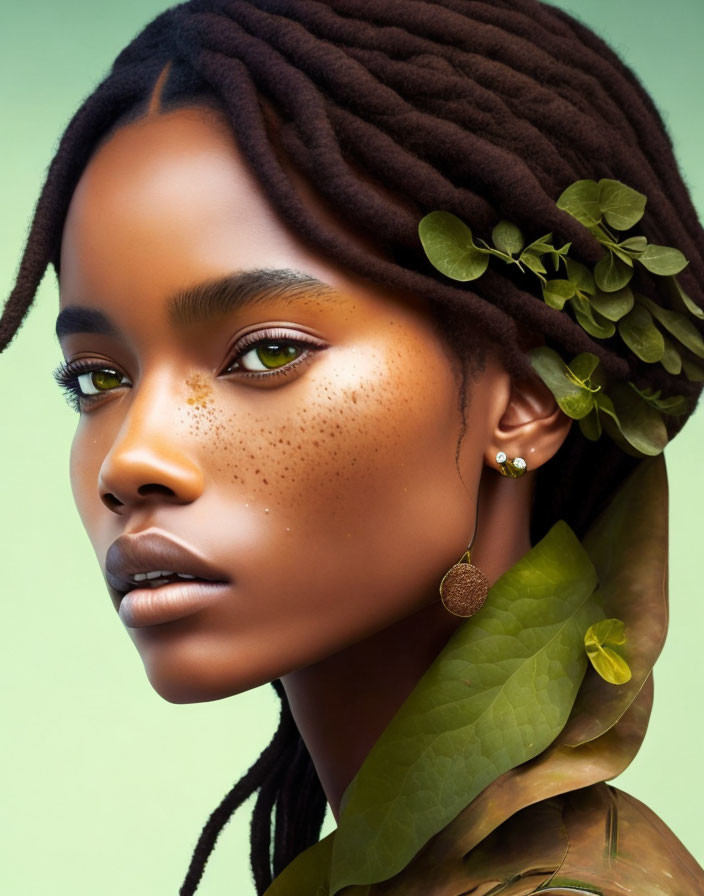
[281, 470, 534, 819]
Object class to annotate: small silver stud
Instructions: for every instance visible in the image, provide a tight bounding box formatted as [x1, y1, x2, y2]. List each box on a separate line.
[496, 450, 507, 464]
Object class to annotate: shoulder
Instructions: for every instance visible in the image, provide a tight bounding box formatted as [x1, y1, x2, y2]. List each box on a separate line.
[455, 784, 704, 896]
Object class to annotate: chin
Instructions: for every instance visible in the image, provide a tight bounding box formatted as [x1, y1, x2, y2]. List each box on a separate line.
[130, 624, 283, 704]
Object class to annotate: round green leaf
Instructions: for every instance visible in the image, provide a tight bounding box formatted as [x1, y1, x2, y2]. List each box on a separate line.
[584, 617, 632, 685]
[557, 179, 601, 228]
[492, 221, 524, 256]
[542, 279, 575, 310]
[639, 244, 688, 276]
[617, 304, 665, 363]
[594, 252, 633, 292]
[589, 285, 634, 322]
[597, 179, 647, 231]
[418, 211, 489, 281]
[528, 346, 596, 419]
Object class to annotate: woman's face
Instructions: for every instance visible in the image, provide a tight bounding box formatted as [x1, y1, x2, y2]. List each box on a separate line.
[58, 107, 505, 702]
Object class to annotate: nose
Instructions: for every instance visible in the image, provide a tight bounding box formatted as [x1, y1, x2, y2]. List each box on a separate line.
[97, 380, 205, 513]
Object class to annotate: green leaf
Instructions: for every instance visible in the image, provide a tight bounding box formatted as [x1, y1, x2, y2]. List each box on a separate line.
[618, 236, 648, 255]
[557, 179, 601, 227]
[330, 523, 599, 892]
[564, 257, 595, 295]
[523, 233, 557, 255]
[578, 408, 602, 441]
[572, 295, 616, 339]
[637, 294, 704, 359]
[639, 244, 688, 276]
[492, 220, 524, 256]
[597, 179, 647, 231]
[584, 618, 632, 685]
[542, 279, 575, 310]
[683, 356, 704, 382]
[589, 285, 634, 321]
[594, 252, 633, 292]
[263, 832, 334, 896]
[520, 250, 548, 279]
[568, 352, 600, 383]
[631, 384, 689, 417]
[528, 347, 596, 419]
[418, 211, 489, 281]
[617, 304, 665, 363]
[609, 244, 635, 267]
[608, 383, 669, 456]
[660, 335, 682, 376]
[669, 275, 704, 319]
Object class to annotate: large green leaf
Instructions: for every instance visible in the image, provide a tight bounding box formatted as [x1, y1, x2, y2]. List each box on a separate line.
[339, 682, 653, 896]
[418, 211, 489, 281]
[329, 523, 599, 892]
[263, 831, 334, 896]
[598, 179, 647, 231]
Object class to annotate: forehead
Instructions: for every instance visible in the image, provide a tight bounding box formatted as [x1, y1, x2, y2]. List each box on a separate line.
[58, 107, 418, 324]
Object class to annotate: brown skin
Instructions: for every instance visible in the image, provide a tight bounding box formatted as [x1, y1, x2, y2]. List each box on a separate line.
[58, 106, 571, 817]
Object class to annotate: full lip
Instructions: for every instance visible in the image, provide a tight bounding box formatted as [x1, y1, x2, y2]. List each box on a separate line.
[105, 529, 231, 597]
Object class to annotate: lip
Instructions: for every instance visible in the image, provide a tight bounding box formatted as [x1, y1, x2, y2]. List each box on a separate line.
[105, 530, 231, 627]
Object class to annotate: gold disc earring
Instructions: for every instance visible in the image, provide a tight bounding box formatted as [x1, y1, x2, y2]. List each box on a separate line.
[439, 548, 490, 618]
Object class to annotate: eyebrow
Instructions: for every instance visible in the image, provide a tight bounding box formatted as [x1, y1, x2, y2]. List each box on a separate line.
[55, 268, 340, 341]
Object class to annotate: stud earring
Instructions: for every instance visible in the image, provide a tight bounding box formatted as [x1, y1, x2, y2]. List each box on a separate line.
[496, 451, 527, 478]
[439, 547, 489, 618]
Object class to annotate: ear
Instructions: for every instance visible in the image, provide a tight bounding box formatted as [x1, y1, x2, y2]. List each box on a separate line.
[483, 369, 572, 473]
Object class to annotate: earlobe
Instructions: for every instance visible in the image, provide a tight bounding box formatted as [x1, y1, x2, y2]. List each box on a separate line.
[486, 372, 572, 473]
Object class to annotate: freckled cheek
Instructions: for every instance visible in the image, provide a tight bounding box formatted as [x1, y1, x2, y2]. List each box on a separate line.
[193, 342, 461, 525]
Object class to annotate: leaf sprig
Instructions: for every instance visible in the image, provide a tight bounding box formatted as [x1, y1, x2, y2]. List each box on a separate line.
[417, 178, 704, 456]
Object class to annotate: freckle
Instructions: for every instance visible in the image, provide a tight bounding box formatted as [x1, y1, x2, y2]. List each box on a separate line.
[263, 479, 268, 484]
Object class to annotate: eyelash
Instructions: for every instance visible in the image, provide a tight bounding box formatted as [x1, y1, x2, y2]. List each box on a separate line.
[53, 328, 327, 413]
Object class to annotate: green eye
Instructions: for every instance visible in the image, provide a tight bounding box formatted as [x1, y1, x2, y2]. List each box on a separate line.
[250, 343, 302, 370]
[77, 368, 127, 394]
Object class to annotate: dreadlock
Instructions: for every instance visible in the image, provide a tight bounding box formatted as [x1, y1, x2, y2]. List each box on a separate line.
[3, 1, 703, 892]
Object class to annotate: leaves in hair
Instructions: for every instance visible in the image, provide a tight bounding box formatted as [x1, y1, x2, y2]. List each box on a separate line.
[328, 523, 601, 892]
[418, 177, 704, 456]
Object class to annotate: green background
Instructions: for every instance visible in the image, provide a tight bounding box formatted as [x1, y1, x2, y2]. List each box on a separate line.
[1, 1, 702, 892]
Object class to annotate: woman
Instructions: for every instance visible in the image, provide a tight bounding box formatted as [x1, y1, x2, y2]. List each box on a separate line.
[2, 1, 703, 893]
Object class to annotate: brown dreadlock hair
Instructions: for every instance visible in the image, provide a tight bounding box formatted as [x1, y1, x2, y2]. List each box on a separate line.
[2, 1, 703, 892]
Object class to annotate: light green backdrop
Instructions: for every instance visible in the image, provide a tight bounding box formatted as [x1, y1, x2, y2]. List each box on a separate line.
[1, 2, 702, 893]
